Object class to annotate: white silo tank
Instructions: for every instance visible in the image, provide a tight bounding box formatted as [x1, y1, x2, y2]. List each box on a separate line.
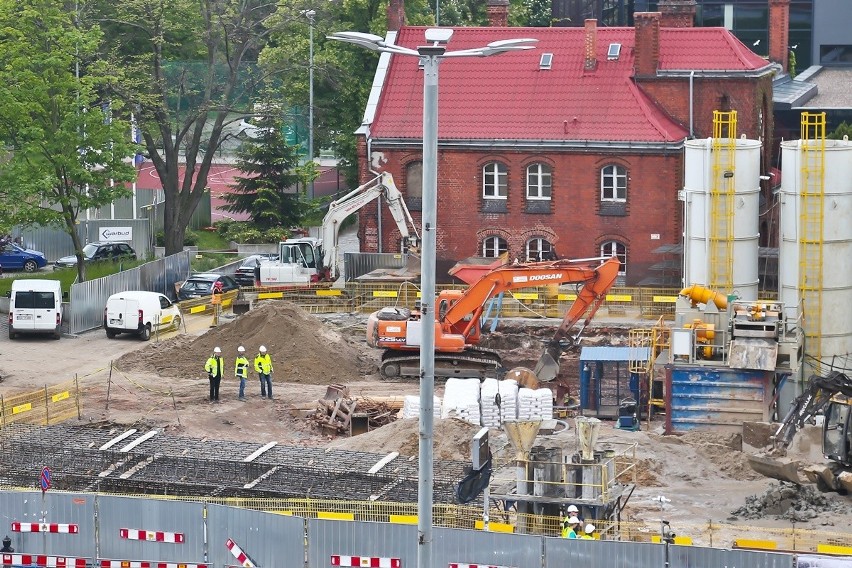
[779, 138, 852, 369]
[682, 137, 761, 300]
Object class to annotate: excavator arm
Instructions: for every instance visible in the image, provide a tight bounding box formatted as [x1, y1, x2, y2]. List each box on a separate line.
[320, 172, 420, 279]
[773, 371, 852, 451]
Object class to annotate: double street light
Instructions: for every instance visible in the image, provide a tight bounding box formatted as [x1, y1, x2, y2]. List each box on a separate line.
[329, 28, 536, 568]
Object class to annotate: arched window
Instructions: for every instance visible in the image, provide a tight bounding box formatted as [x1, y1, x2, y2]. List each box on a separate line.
[406, 161, 422, 199]
[483, 162, 507, 199]
[526, 163, 552, 200]
[600, 241, 627, 275]
[600, 165, 627, 201]
[526, 238, 554, 262]
[482, 236, 508, 258]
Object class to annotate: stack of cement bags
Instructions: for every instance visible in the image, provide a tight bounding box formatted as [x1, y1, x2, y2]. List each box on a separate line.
[517, 387, 554, 421]
[480, 378, 519, 427]
[401, 395, 442, 419]
[441, 378, 482, 425]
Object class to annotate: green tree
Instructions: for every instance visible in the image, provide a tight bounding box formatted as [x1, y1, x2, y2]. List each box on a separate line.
[828, 121, 852, 140]
[222, 120, 311, 230]
[0, 0, 135, 282]
[94, 0, 285, 255]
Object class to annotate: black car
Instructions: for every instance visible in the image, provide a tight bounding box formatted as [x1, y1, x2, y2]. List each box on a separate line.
[53, 242, 136, 270]
[177, 273, 240, 301]
[233, 254, 277, 286]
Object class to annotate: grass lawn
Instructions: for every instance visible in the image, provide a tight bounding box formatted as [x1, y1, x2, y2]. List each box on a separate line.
[0, 259, 146, 298]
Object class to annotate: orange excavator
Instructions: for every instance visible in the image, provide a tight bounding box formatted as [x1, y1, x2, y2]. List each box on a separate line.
[366, 256, 620, 380]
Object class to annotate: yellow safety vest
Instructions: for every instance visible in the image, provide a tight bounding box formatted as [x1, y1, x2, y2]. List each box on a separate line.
[254, 353, 273, 374]
[235, 356, 250, 378]
[205, 356, 224, 378]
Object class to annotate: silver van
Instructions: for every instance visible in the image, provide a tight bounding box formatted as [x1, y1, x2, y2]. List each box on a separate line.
[8, 279, 63, 339]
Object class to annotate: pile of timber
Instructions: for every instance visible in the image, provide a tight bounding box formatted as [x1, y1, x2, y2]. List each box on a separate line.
[309, 384, 404, 435]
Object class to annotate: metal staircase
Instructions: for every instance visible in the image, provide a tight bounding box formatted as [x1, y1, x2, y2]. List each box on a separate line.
[799, 112, 826, 366]
[709, 111, 738, 291]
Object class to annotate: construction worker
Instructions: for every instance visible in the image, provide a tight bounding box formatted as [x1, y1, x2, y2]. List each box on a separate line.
[235, 346, 250, 402]
[205, 347, 225, 403]
[581, 523, 596, 540]
[561, 516, 581, 539]
[254, 345, 273, 399]
[1, 535, 13, 553]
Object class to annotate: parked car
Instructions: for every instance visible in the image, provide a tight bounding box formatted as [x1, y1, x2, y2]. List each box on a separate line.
[104, 291, 181, 340]
[234, 254, 277, 287]
[177, 273, 240, 301]
[7, 279, 62, 339]
[53, 242, 136, 270]
[0, 242, 48, 272]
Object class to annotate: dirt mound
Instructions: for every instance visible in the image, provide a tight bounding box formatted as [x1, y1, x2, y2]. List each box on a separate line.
[676, 431, 763, 481]
[115, 301, 372, 385]
[731, 482, 850, 521]
[329, 417, 480, 461]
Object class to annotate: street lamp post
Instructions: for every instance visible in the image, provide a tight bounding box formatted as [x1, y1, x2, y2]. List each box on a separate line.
[306, 9, 316, 200]
[329, 29, 536, 568]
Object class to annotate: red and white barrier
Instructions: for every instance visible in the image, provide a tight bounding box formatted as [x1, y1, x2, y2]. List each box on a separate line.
[449, 564, 515, 568]
[225, 538, 255, 568]
[119, 528, 185, 543]
[331, 555, 401, 568]
[11, 522, 79, 534]
[99, 560, 208, 568]
[1, 554, 87, 567]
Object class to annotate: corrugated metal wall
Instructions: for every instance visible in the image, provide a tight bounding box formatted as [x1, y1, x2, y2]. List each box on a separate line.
[0, 490, 799, 568]
[68, 251, 192, 334]
[666, 365, 771, 433]
[343, 252, 410, 281]
[15, 219, 153, 262]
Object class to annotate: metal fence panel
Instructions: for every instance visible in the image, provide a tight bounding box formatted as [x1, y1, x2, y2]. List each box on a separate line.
[97, 495, 205, 564]
[343, 252, 409, 281]
[434, 527, 542, 568]
[0, 490, 96, 558]
[307, 519, 417, 568]
[545, 537, 662, 568]
[207, 503, 304, 568]
[83, 219, 153, 261]
[672, 545, 794, 568]
[15, 220, 153, 263]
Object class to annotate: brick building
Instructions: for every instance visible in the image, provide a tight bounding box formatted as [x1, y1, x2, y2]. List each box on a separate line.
[355, 2, 773, 285]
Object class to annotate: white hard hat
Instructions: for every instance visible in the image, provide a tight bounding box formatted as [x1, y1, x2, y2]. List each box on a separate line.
[238, 346, 245, 353]
[259, 345, 267, 353]
[567, 505, 579, 513]
[213, 347, 222, 354]
[568, 516, 580, 525]
[585, 524, 596, 534]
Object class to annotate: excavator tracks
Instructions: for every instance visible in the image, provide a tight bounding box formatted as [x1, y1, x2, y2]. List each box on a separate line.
[380, 347, 502, 380]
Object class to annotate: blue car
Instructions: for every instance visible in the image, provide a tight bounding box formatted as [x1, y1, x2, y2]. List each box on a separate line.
[0, 242, 48, 272]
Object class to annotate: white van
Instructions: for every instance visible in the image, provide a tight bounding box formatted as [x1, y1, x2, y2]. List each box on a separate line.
[8, 279, 63, 339]
[103, 291, 182, 340]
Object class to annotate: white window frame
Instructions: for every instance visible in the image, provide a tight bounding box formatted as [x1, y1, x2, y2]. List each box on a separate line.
[601, 241, 627, 276]
[483, 162, 508, 199]
[600, 165, 627, 202]
[526, 238, 553, 262]
[526, 163, 552, 200]
[482, 236, 508, 258]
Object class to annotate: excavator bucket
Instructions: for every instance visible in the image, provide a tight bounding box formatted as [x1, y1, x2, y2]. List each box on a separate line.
[746, 453, 804, 485]
[533, 343, 563, 383]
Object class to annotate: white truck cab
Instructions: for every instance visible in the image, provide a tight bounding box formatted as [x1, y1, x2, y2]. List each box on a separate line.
[8, 279, 63, 339]
[104, 291, 181, 341]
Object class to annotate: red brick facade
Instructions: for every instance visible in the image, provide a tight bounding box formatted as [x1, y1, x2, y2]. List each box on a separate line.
[769, 0, 790, 72]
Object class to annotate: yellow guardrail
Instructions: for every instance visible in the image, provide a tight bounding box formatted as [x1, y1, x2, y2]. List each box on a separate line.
[0, 378, 81, 428]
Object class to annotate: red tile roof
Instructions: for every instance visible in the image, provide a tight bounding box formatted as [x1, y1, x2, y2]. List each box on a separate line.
[369, 26, 770, 143]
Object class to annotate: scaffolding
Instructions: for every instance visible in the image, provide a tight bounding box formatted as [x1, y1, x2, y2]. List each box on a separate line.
[799, 112, 826, 367]
[709, 111, 738, 290]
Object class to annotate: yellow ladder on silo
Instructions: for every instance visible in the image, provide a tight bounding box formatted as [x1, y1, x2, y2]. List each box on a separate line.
[800, 112, 826, 365]
[709, 111, 737, 291]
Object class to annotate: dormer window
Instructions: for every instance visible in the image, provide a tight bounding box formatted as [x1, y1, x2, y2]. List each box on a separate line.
[540, 53, 553, 70]
[607, 43, 621, 60]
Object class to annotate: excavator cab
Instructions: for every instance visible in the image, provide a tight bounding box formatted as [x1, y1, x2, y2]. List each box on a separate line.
[823, 398, 852, 468]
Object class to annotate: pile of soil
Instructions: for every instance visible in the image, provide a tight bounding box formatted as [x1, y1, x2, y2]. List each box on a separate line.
[677, 430, 764, 481]
[115, 301, 372, 385]
[730, 482, 849, 521]
[329, 417, 481, 461]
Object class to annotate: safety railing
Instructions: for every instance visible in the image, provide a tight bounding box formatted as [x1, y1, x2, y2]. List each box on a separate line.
[0, 378, 81, 429]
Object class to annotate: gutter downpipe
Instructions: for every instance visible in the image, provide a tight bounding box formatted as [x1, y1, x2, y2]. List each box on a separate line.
[689, 71, 695, 138]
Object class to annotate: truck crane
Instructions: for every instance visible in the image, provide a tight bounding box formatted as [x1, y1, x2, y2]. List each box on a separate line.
[748, 371, 852, 491]
[260, 172, 419, 285]
[366, 256, 620, 379]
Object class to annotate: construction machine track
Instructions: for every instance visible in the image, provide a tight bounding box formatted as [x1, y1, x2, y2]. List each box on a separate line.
[380, 347, 502, 380]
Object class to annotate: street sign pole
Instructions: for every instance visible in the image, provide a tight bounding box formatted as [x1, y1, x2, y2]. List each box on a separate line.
[40, 466, 51, 554]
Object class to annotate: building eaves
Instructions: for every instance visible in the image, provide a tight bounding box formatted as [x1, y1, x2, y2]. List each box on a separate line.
[356, 31, 397, 135]
[368, 138, 686, 153]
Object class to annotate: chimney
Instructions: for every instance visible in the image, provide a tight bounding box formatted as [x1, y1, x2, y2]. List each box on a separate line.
[584, 19, 598, 71]
[634, 12, 661, 77]
[387, 0, 405, 32]
[769, 0, 790, 72]
[487, 0, 509, 27]
[658, 0, 696, 28]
